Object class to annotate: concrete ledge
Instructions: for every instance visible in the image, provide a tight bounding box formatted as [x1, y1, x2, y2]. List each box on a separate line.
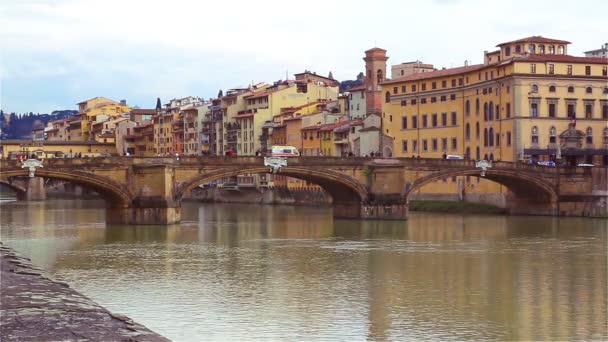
[0, 243, 170, 341]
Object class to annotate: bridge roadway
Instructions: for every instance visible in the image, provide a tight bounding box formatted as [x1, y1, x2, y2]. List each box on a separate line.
[0, 156, 605, 224]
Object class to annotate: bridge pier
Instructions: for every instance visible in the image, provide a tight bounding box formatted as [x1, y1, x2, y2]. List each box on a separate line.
[25, 177, 46, 201]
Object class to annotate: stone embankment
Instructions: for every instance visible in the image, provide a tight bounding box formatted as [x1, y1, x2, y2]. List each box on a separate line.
[0, 243, 170, 341]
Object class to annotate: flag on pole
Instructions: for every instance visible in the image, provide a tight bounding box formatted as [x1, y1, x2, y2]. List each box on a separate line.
[571, 116, 576, 128]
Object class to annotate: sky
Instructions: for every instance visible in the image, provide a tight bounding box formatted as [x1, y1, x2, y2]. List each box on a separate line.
[1, 0, 607, 113]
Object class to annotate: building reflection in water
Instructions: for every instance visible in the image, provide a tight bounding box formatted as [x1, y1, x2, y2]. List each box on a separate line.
[0, 200, 605, 341]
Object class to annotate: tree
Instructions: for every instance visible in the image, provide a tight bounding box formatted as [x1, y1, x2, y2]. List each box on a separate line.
[156, 97, 162, 111]
[217, 90, 223, 98]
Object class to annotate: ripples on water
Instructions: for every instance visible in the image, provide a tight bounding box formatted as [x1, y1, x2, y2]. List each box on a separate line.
[1, 199, 606, 341]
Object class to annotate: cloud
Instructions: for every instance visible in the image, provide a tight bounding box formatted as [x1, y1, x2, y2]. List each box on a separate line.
[1, 0, 607, 112]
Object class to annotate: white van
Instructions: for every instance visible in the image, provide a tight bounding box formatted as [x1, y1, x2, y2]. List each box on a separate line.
[446, 154, 464, 160]
[270, 145, 300, 157]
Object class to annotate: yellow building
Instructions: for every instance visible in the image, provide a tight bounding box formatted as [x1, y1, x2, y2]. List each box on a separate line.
[0, 140, 117, 159]
[68, 97, 131, 141]
[381, 36, 608, 202]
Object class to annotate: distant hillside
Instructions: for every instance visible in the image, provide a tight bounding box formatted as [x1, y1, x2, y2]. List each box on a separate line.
[0, 109, 78, 140]
[339, 72, 365, 93]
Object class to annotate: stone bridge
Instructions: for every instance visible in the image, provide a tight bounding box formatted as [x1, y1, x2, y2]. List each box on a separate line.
[0, 157, 605, 224]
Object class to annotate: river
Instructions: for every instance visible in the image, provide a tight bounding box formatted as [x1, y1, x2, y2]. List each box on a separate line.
[0, 199, 606, 341]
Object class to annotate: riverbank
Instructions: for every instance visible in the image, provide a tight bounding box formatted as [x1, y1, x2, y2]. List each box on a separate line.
[409, 200, 507, 214]
[0, 243, 170, 341]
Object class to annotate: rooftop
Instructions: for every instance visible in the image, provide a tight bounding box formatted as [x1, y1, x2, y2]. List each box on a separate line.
[496, 36, 571, 47]
[382, 64, 485, 85]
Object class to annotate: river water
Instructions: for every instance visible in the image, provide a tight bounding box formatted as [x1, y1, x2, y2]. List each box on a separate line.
[0, 199, 606, 341]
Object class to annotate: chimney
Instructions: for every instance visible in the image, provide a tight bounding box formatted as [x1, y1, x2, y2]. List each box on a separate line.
[120, 99, 127, 106]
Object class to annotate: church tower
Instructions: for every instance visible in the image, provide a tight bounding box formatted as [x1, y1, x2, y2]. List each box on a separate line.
[363, 48, 389, 114]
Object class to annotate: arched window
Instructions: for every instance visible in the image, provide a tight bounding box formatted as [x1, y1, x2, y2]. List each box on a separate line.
[385, 91, 390, 103]
[568, 86, 575, 93]
[475, 98, 480, 115]
[377, 69, 383, 85]
[476, 147, 480, 160]
[586, 87, 593, 94]
[476, 122, 480, 139]
[465, 100, 470, 116]
[549, 126, 557, 144]
[489, 101, 494, 121]
[484, 128, 488, 146]
[549, 45, 555, 54]
[484, 153, 489, 160]
[465, 123, 470, 140]
[484, 102, 488, 121]
[466, 147, 471, 159]
[532, 126, 539, 144]
[539, 45, 545, 54]
[531, 84, 539, 93]
[529, 44, 536, 53]
[489, 153, 494, 161]
[549, 85, 556, 92]
[604, 87, 608, 94]
[586, 127, 593, 144]
[489, 127, 494, 146]
[558, 45, 564, 54]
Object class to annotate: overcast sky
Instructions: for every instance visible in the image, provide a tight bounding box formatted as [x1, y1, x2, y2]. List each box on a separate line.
[1, 0, 606, 113]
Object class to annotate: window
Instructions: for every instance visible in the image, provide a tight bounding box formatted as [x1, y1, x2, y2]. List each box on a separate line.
[442, 80, 447, 88]
[539, 45, 545, 53]
[451, 137, 457, 150]
[402, 140, 408, 152]
[385, 91, 391, 103]
[432, 114, 438, 127]
[451, 79, 456, 87]
[549, 103, 556, 117]
[529, 44, 536, 53]
[531, 64, 536, 73]
[489, 128, 494, 146]
[451, 112, 457, 126]
[507, 131, 512, 146]
[506, 103, 511, 118]
[531, 126, 539, 144]
[586, 87, 593, 94]
[515, 45, 521, 53]
[567, 65, 572, 75]
[495, 104, 500, 120]
[605, 87, 608, 94]
[441, 138, 447, 151]
[412, 85, 417, 92]
[586, 127, 593, 144]
[548, 64, 554, 74]
[604, 127, 608, 144]
[568, 86, 575, 93]
[421, 83, 427, 91]
[476, 122, 480, 139]
[450, 94, 456, 101]
[440, 96, 446, 102]
[431, 97, 437, 103]
[585, 104, 593, 119]
[400, 100, 407, 106]
[393, 87, 398, 94]
[549, 127, 557, 144]
[413, 140, 418, 152]
[531, 84, 539, 93]
[585, 66, 591, 75]
[423, 139, 428, 151]
[568, 103, 576, 118]
[476, 99, 480, 115]
[432, 82, 437, 90]
[603, 104, 608, 120]
[484, 102, 488, 120]
[465, 100, 470, 116]
[402, 85, 406, 93]
[441, 113, 447, 126]
[459, 78, 464, 86]
[531, 103, 539, 117]
[389, 115, 393, 122]
[421, 98, 427, 104]
[549, 85, 556, 92]
[603, 67, 608, 76]
[496, 133, 500, 147]
[465, 123, 470, 140]
[505, 46, 511, 56]
[432, 139, 438, 151]
[558, 45, 564, 54]
[549, 45, 555, 54]
[401, 116, 407, 129]
[411, 99, 417, 105]
[483, 128, 488, 146]
[422, 115, 428, 128]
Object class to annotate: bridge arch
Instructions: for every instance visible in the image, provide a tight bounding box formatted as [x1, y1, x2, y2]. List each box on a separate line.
[0, 179, 27, 199]
[404, 168, 558, 214]
[0, 169, 131, 207]
[176, 166, 369, 204]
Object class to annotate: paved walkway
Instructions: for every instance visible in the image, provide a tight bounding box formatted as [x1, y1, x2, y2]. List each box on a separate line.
[0, 243, 170, 341]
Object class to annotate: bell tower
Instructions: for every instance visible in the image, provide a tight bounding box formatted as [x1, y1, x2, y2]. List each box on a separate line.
[363, 48, 389, 115]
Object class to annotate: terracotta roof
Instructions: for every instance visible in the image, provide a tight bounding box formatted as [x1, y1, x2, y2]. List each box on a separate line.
[365, 47, 387, 53]
[382, 64, 485, 85]
[515, 54, 608, 64]
[244, 90, 273, 99]
[301, 125, 321, 131]
[496, 36, 571, 47]
[346, 85, 366, 92]
[131, 109, 156, 115]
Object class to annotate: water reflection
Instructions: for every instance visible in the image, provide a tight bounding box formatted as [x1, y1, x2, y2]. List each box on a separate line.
[0, 200, 606, 341]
